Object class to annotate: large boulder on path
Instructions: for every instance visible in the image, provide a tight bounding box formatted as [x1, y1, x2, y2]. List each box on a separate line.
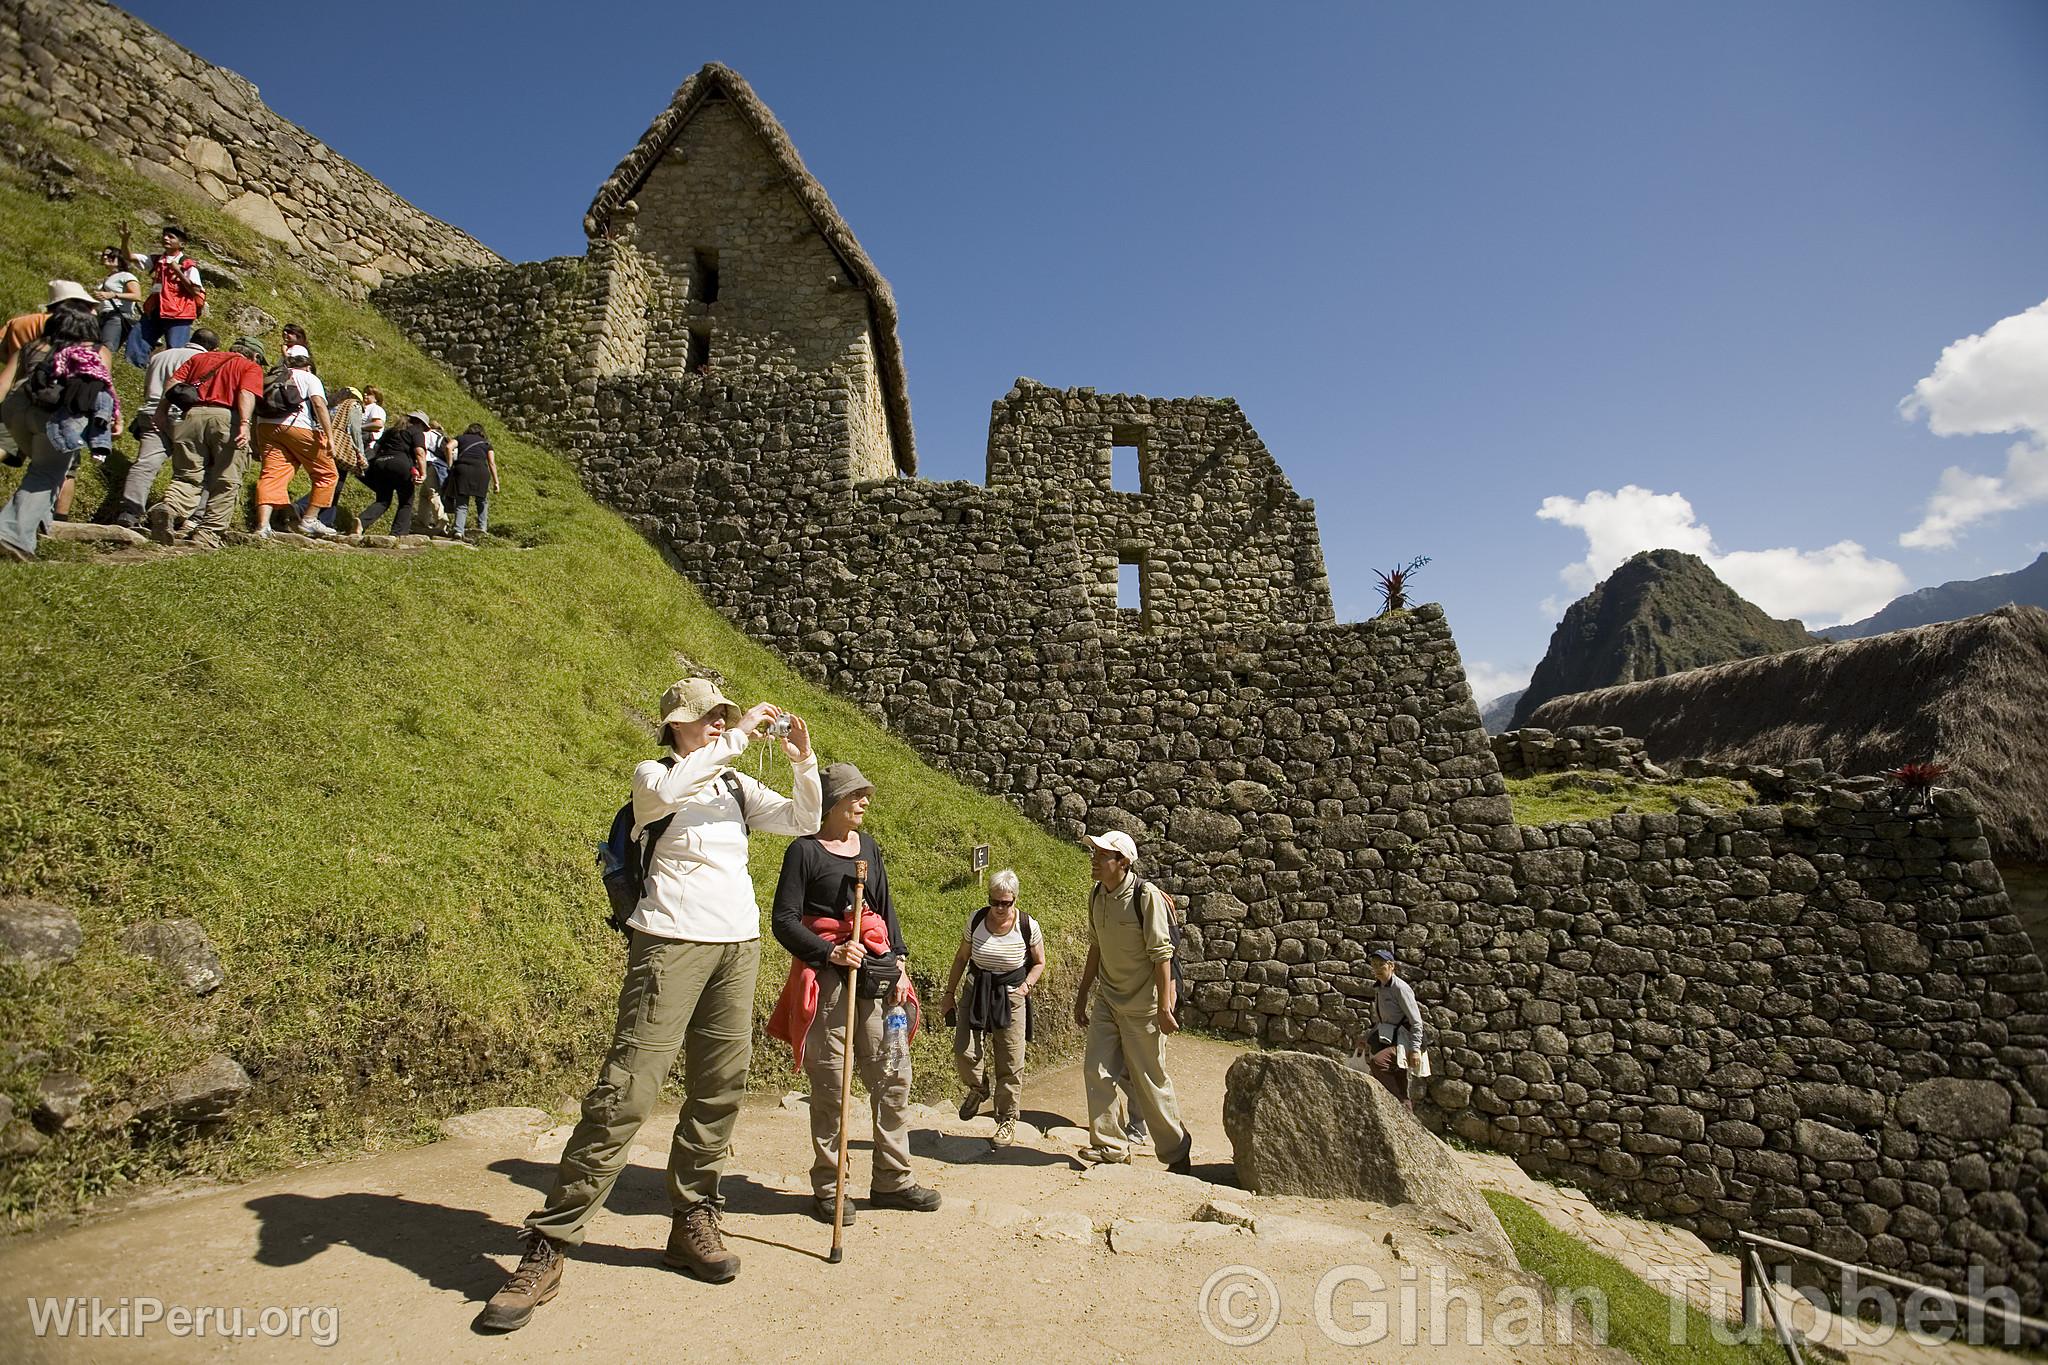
[1223, 1050, 1517, 1265]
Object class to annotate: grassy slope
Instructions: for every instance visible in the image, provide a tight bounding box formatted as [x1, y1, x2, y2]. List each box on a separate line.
[0, 112, 1093, 1224]
[1485, 1191, 1783, 1365]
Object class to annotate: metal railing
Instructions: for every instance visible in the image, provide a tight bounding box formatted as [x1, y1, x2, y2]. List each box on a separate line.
[1736, 1229, 2048, 1363]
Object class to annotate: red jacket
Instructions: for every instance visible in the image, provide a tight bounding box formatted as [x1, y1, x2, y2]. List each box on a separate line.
[768, 911, 920, 1069]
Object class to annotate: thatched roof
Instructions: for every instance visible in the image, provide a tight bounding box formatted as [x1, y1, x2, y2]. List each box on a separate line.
[1528, 605, 2048, 864]
[584, 63, 917, 475]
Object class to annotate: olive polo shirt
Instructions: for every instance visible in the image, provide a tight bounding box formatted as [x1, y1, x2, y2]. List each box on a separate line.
[1087, 870, 1174, 1008]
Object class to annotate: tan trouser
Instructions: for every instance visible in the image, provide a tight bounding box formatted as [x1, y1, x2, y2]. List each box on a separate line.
[163, 406, 247, 536]
[526, 933, 757, 1246]
[1083, 992, 1190, 1163]
[804, 970, 914, 1198]
[953, 984, 1028, 1119]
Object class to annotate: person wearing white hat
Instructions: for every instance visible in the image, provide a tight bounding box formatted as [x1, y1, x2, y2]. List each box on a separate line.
[0, 281, 97, 409]
[485, 677, 820, 1333]
[1072, 829, 1193, 1170]
[252, 344, 339, 537]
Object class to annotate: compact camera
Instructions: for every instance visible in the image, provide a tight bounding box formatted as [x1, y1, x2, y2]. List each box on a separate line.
[766, 714, 794, 738]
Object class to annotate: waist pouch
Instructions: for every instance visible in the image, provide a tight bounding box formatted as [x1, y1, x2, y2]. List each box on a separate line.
[856, 951, 902, 1000]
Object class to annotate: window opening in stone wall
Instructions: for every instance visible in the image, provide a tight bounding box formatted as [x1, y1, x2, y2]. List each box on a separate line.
[694, 248, 721, 304]
[1111, 426, 1147, 493]
[1118, 551, 1151, 630]
[687, 325, 711, 374]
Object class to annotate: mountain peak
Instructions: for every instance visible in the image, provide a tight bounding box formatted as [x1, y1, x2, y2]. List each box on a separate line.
[1508, 551, 1814, 727]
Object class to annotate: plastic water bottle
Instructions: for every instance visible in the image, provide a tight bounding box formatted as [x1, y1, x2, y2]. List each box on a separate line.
[883, 1005, 910, 1079]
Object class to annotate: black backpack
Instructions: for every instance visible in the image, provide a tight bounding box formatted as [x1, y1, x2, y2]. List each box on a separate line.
[596, 759, 749, 934]
[15, 337, 63, 410]
[253, 365, 306, 422]
[1130, 877, 1189, 1011]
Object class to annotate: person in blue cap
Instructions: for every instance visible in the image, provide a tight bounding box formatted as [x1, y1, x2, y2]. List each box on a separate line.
[1360, 948, 1428, 1111]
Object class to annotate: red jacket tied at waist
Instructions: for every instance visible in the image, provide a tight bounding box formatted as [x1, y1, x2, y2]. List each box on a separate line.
[768, 911, 919, 1069]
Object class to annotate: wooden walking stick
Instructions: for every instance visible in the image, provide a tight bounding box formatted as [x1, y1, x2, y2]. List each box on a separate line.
[829, 858, 867, 1264]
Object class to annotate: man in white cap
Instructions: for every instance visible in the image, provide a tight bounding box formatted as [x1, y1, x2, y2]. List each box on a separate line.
[1072, 829, 1192, 1170]
[482, 678, 820, 1332]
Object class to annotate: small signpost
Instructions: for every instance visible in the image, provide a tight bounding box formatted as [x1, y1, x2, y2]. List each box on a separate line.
[971, 843, 990, 885]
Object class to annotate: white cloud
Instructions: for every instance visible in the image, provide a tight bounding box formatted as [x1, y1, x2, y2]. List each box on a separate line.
[1899, 298, 2048, 548]
[1537, 484, 1907, 628]
[1537, 487, 1712, 593]
[1464, 661, 1531, 707]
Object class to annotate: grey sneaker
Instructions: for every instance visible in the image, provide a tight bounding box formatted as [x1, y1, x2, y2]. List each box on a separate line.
[810, 1192, 856, 1225]
[992, 1116, 1016, 1148]
[1077, 1145, 1130, 1166]
[477, 1231, 564, 1333]
[869, 1184, 941, 1212]
[1124, 1116, 1149, 1144]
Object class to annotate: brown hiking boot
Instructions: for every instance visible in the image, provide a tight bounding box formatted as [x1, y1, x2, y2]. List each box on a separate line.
[662, 1203, 740, 1283]
[477, 1230, 564, 1333]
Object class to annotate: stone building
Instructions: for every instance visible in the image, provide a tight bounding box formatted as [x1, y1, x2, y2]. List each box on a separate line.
[5, 0, 2045, 1306]
[377, 61, 2048, 1311]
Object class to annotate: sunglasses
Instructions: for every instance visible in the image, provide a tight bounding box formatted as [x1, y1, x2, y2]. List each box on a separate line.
[989, 898, 1016, 909]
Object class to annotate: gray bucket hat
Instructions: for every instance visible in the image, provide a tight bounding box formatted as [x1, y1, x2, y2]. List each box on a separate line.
[821, 762, 874, 812]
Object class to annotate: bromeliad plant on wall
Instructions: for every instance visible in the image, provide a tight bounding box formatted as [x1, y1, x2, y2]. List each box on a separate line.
[1374, 556, 1432, 616]
[1881, 760, 1948, 811]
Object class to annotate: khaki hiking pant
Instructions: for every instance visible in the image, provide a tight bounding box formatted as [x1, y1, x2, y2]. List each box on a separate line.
[526, 932, 757, 1246]
[1083, 992, 1190, 1164]
[953, 985, 1028, 1120]
[163, 405, 248, 537]
[804, 969, 914, 1199]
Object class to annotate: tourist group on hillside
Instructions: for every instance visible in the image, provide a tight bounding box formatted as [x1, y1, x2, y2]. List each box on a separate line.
[476, 675, 1430, 1334]
[0, 227, 502, 561]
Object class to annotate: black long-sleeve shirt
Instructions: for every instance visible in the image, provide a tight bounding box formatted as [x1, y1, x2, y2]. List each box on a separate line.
[771, 832, 907, 970]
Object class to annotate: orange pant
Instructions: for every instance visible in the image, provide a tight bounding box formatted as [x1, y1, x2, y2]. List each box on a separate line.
[254, 424, 337, 509]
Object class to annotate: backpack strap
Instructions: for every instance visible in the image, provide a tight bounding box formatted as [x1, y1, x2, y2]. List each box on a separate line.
[720, 769, 748, 833]
[636, 755, 680, 893]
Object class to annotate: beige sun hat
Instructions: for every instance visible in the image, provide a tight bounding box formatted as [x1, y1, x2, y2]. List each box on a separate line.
[820, 762, 874, 812]
[45, 279, 94, 308]
[659, 677, 740, 729]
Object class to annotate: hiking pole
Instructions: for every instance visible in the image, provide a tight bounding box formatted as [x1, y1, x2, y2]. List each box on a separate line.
[829, 859, 866, 1265]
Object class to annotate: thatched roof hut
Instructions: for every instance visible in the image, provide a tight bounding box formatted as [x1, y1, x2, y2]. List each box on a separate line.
[1527, 605, 2048, 864]
[583, 63, 917, 475]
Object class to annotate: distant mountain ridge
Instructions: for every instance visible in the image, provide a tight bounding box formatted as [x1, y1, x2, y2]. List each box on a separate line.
[1825, 552, 2048, 640]
[1509, 549, 1815, 728]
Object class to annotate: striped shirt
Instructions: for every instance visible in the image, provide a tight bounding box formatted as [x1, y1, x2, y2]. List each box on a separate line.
[967, 912, 1043, 974]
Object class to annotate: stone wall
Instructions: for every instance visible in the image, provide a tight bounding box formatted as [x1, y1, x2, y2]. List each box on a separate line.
[368, 73, 2048, 1311]
[0, 0, 500, 295]
[1411, 780, 2048, 1302]
[1491, 725, 1662, 780]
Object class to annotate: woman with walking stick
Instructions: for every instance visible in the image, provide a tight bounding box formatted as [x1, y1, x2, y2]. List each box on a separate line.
[479, 679, 818, 1334]
[769, 763, 942, 1234]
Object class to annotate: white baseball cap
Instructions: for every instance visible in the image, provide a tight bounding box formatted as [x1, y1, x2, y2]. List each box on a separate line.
[1085, 830, 1138, 864]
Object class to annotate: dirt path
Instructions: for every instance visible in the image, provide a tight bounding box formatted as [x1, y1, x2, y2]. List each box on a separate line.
[0, 1038, 1622, 1363]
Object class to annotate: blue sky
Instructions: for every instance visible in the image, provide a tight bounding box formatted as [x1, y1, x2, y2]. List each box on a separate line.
[126, 0, 2048, 700]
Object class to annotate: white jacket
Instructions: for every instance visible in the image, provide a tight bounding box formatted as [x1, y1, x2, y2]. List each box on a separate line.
[627, 731, 822, 941]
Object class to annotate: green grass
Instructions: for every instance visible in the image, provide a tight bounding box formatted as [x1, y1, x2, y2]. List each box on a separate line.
[0, 112, 1093, 1225]
[1506, 772, 1757, 827]
[1486, 1191, 1785, 1365]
